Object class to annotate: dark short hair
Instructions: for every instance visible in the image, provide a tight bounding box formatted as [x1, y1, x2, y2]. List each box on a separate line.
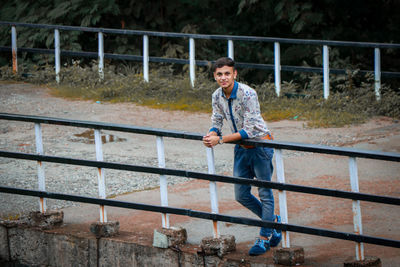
[212, 57, 235, 72]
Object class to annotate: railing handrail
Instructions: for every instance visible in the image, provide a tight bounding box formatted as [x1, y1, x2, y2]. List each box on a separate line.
[1, 113, 400, 256]
[1, 112, 399, 162]
[1, 149, 399, 206]
[1, 21, 399, 49]
[1, 185, 399, 248]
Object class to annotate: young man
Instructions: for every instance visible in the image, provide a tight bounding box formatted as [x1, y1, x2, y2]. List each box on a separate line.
[202, 57, 281, 256]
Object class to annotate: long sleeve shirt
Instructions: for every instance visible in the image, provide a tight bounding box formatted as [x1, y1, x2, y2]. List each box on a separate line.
[209, 81, 270, 140]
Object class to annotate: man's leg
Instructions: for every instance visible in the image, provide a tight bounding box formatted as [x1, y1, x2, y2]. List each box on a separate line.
[253, 147, 275, 238]
[233, 146, 263, 217]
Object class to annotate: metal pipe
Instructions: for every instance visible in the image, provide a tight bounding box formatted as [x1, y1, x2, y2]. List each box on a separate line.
[189, 38, 195, 87]
[228, 40, 234, 60]
[11, 26, 18, 74]
[323, 45, 330, 99]
[275, 149, 290, 247]
[98, 32, 104, 80]
[374, 48, 381, 100]
[35, 123, 46, 213]
[206, 147, 219, 238]
[143, 35, 149, 82]
[274, 42, 281, 97]
[94, 129, 107, 223]
[156, 136, 169, 228]
[54, 29, 60, 83]
[349, 157, 364, 261]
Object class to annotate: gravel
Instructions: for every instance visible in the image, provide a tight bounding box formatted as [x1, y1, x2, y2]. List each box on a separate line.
[1, 82, 399, 218]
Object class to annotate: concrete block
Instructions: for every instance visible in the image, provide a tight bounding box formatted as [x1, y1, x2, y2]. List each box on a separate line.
[8, 227, 49, 266]
[200, 235, 236, 258]
[90, 221, 120, 238]
[26, 210, 64, 229]
[0, 225, 9, 261]
[8, 226, 97, 267]
[99, 238, 179, 266]
[153, 227, 187, 248]
[47, 233, 98, 267]
[344, 256, 382, 267]
[273, 246, 304, 266]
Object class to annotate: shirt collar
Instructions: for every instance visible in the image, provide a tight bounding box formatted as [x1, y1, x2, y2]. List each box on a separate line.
[221, 81, 238, 99]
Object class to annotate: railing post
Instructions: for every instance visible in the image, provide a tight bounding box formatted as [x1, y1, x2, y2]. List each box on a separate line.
[98, 32, 104, 80]
[274, 42, 281, 97]
[11, 26, 18, 74]
[228, 40, 234, 60]
[94, 129, 107, 223]
[323, 45, 330, 99]
[275, 149, 290, 247]
[156, 136, 170, 228]
[54, 29, 60, 83]
[143, 35, 149, 82]
[374, 48, 381, 100]
[189, 38, 195, 87]
[34, 123, 46, 213]
[206, 147, 220, 238]
[349, 157, 364, 261]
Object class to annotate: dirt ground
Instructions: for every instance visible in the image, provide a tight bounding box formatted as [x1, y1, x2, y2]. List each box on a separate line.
[0, 81, 399, 266]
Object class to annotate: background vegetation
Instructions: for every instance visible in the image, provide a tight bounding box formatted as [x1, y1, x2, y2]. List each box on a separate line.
[0, 0, 399, 127]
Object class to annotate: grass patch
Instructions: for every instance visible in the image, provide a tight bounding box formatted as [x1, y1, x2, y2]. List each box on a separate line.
[1, 62, 399, 128]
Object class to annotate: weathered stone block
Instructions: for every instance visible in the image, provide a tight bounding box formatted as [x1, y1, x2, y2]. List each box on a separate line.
[8, 227, 97, 266]
[273, 246, 304, 266]
[99, 238, 179, 267]
[344, 256, 382, 267]
[47, 233, 98, 267]
[0, 225, 9, 261]
[8, 227, 49, 266]
[27, 210, 64, 229]
[200, 235, 236, 258]
[90, 221, 120, 238]
[153, 227, 187, 248]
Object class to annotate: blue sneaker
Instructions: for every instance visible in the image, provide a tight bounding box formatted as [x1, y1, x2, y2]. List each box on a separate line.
[270, 215, 282, 247]
[249, 238, 270, 256]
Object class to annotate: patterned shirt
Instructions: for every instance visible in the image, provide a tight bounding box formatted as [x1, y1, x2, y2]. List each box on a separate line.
[209, 81, 270, 139]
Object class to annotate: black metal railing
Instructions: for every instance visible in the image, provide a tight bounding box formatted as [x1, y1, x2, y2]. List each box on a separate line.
[0, 113, 399, 254]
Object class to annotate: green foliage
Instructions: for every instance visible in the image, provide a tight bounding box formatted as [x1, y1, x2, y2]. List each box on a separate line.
[0, 0, 119, 66]
[0, 0, 399, 88]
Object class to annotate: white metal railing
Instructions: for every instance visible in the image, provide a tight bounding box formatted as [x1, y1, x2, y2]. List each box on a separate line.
[1, 113, 399, 260]
[3, 22, 399, 100]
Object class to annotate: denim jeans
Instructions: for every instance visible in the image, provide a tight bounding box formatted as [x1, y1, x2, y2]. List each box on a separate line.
[233, 145, 274, 237]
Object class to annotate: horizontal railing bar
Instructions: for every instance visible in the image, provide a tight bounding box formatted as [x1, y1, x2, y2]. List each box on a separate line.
[1, 46, 399, 78]
[0, 185, 398, 248]
[0, 150, 399, 205]
[1, 21, 399, 49]
[1, 113, 399, 162]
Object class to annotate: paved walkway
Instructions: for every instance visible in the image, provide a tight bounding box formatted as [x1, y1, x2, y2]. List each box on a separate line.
[61, 149, 400, 266]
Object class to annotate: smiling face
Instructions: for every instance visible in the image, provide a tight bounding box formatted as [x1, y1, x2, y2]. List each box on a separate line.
[213, 65, 237, 92]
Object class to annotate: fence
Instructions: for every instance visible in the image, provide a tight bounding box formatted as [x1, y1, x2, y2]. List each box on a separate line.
[1, 21, 400, 100]
[0, 113, 399, 262]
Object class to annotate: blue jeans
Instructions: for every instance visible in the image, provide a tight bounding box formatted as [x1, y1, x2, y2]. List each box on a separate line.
[234, 145, 274, 237]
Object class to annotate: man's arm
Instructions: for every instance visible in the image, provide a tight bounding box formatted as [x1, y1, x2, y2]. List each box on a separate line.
[203, 132, 242, 147]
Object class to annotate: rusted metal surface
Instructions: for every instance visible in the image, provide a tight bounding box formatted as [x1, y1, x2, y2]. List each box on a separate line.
[275, 149, 290, 248]
[207, 147, 220, 238]
[95, 129, 107, 222]
[11, 26, 17, 74]
[349, 157, 364, 261]
[98, 32, 104, 80]
[35, 123, 46, 213]
[157, 136, 170, 228]
[374, 48, 381, 100]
